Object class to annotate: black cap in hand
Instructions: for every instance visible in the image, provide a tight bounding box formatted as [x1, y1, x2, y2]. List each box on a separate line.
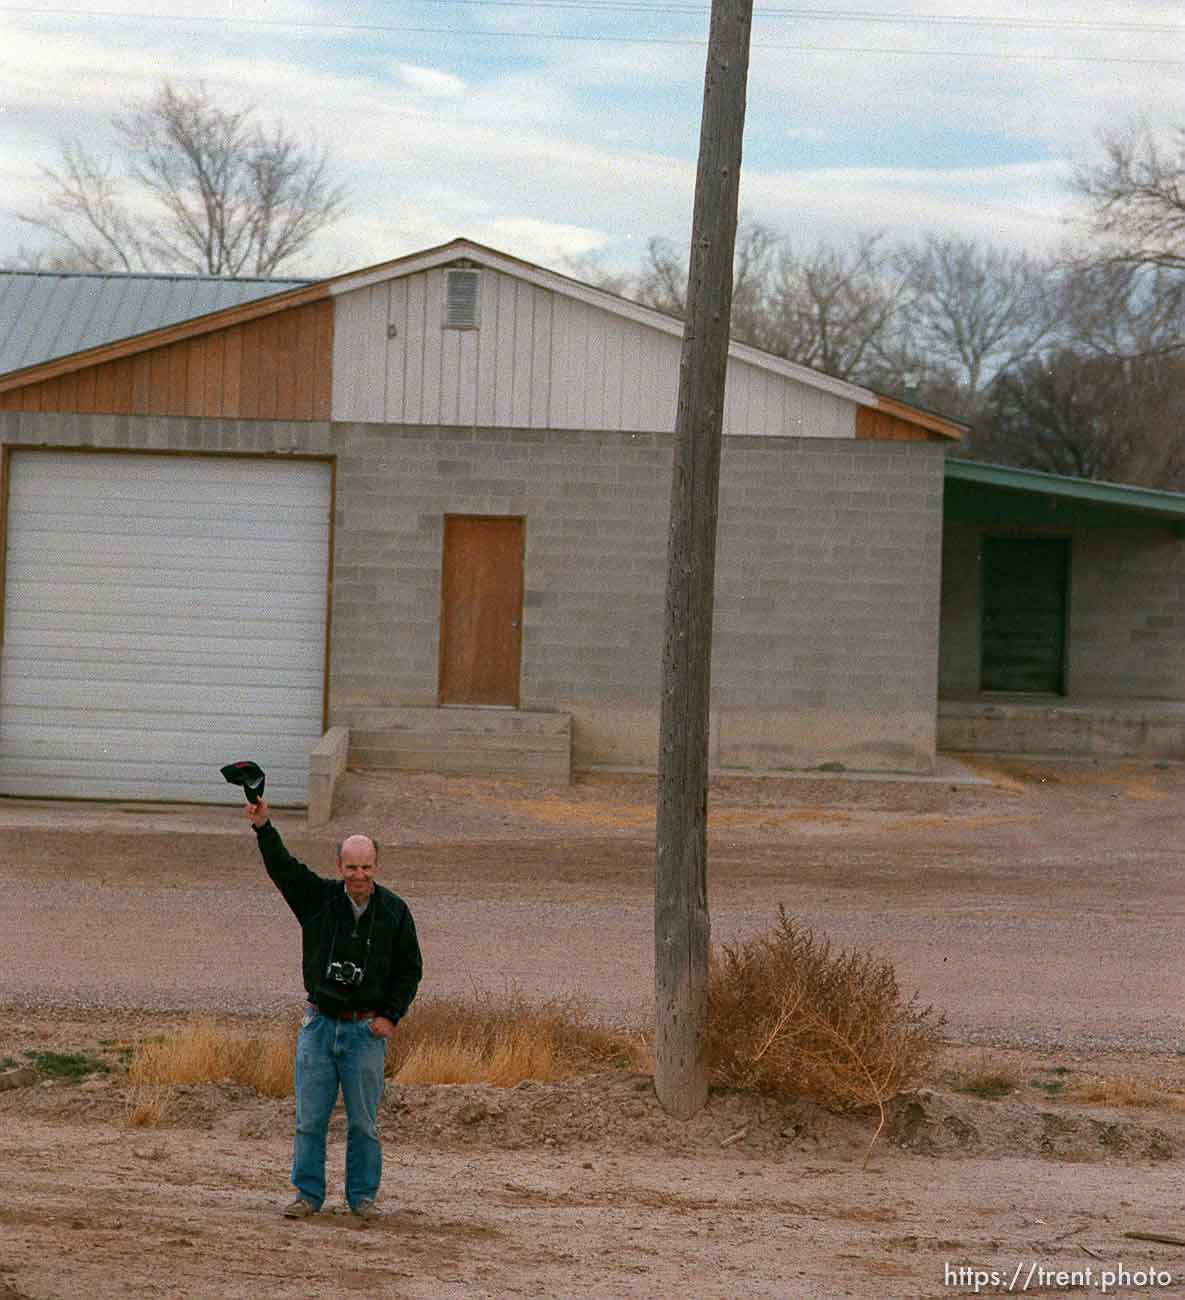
[220, 760, 266, 805]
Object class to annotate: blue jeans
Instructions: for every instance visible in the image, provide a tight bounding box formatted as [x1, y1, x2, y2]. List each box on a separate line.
[292, 1009, 387, 1210]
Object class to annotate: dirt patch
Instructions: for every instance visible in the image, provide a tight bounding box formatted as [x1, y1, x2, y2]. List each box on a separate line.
[0, 1025, 1183, 1300]
[2, 760, 1185, 1296]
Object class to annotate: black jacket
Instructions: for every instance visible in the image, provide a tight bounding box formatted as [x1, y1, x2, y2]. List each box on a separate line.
[254, 821, 422, 1024]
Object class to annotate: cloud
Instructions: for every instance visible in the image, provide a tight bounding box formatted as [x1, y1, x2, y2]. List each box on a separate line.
[394, 63, 466, 99]
[740, 160, 1073, 254]
[2, 0, 1181, 278]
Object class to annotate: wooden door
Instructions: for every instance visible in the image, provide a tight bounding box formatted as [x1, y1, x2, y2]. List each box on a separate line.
[438, 516, 525, 706]
[981, 537, 1069, 694]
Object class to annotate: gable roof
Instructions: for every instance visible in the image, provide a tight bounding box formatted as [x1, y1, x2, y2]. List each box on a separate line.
[328, 239, 964, 440]
[0, 239, 965, 440]
[0, 269, 310, 376]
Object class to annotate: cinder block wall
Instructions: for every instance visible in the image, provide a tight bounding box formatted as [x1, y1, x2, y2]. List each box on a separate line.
[1070, 529, 1185, 698]
[0, 414, 947, 774]
[937, 522, 983, 694]
[329, 424, 946, 774]
[938, 521, 1185, 700]
[713, 437, 944, 772]
[326, 424, 672, 755]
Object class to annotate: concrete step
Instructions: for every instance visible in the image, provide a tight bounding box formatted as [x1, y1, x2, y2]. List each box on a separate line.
[346, 707, 572, 781]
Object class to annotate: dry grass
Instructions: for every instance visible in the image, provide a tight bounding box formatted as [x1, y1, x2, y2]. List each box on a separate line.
[122, 995, 650, 1104]
[1066, 1074, 1185, 1113]
[707, 907, 944, 1154]
[392, 991, 650, 1086]
[125, 1084, 170, 1128]
[946, 1052, 1021, 1100]
[128, 1019, 296, 1097]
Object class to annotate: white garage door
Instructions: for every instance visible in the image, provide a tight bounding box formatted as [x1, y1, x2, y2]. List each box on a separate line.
[0, 451, 331, 804]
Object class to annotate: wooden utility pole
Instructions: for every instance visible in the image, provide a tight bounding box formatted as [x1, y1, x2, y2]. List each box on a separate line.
[654, 0, 754, 1119]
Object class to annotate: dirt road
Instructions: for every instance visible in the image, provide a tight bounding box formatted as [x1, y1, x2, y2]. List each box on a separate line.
[1, 758, 1184, 1298]
[3, 758, 1182, 1049]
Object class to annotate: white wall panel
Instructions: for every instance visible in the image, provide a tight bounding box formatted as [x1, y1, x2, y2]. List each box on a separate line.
[512, 279, 535, 427]
[330, 284, 368, 421]
[363, 283, 389, 423]
[332, 268, 858, 438]
[403, 272, 427, 424]
[439, 324, 462, 427]
[421, 271, 445, 425]
[0, 451, 330, 804]
[474, 270, 499, 426]
[384, 277, 408, 424]
[530, 290, 552, 429]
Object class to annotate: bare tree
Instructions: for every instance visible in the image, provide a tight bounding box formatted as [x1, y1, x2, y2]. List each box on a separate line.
[1055, 260, 1185, 361]
[972, 348, 1185, 488]
[568, 221, 782, 341]
[635, 236, 691, 316]
[576, 223, 1071, 430]
[3, 243, 95, 271]
[19, 82, 347, 276]
[894, 235, 1055, 400]
[755, 233, 907, 381]
[1073, 119, 1185, 273]
[723, 220, 778, 345]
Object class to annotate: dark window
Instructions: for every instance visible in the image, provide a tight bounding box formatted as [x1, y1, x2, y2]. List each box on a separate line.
[981, 537, 1069, 694]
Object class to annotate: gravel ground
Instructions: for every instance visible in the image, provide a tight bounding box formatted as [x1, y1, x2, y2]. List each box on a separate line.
[3, 759, 1185, 1300]
[2, 757, 1183, 1051]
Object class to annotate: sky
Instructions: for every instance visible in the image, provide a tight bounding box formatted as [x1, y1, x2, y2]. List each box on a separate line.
[1, 0, 1184, 279]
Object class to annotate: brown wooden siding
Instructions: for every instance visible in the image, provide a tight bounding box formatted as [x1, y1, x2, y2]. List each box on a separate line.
[0, 300, 333, 421]
[856, 405, 948, 443]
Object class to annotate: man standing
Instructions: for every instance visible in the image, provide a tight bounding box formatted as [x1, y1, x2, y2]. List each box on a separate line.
[246, 798, 423, 1221]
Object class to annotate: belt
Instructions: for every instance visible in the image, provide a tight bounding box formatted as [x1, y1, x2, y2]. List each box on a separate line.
[309, 1004, 375, 1022]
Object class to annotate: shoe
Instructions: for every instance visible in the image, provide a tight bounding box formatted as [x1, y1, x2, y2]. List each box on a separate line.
[351, 1199, 381, 1221]
[283, 1197, 318, 1219]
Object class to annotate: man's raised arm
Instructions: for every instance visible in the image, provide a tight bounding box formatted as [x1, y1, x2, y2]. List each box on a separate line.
[246, 799, 325, 921]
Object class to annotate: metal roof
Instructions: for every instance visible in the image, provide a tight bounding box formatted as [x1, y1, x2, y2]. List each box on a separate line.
[945, 457, 1185, 529]
[0, 269, 311, 376]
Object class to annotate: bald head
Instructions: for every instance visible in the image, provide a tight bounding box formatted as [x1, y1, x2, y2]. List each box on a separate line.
[337, 834, 379, 863]
[336, 833, 379, 904]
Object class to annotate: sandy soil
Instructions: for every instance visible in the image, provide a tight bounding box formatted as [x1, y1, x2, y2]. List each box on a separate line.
[1, 757, 1184, 1298]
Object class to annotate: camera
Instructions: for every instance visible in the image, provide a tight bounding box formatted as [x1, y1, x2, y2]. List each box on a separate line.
[326, 960, 364, 987]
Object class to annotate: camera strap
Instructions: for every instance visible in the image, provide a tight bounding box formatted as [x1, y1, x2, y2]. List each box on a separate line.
[358, 890, 377, 961]
[325, 885, 377, 974]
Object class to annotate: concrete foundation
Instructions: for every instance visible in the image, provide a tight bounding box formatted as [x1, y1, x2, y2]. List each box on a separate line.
[938, 695, 1185, 759]
[346, 706, 573, 781]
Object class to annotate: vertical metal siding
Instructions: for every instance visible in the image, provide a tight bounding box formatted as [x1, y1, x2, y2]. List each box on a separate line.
[530, 290, 552, 429]
[474, 270, 498, 425]
[385, 277, 409, 423]
[0, 451, 331, 803]
[492, 274, 517, 427]
[363, 283, 389, 424]
[331, 268, 858, 438]
[404, 273, 427, 424]
[422, 271, 446, 427]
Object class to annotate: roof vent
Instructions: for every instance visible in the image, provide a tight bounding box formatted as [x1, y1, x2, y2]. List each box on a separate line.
[444, 268, 481, 329]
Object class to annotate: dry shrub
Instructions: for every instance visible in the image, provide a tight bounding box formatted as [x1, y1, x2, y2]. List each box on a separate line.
[128, 1019, 296, 1097]
[126, 1084, 170, 1128]
[391, 991, 648, 1087]
[949, 1054, 1021, 1100]
[1067, 1074, 1185, 1113]
[708, 907, 943, 1148]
